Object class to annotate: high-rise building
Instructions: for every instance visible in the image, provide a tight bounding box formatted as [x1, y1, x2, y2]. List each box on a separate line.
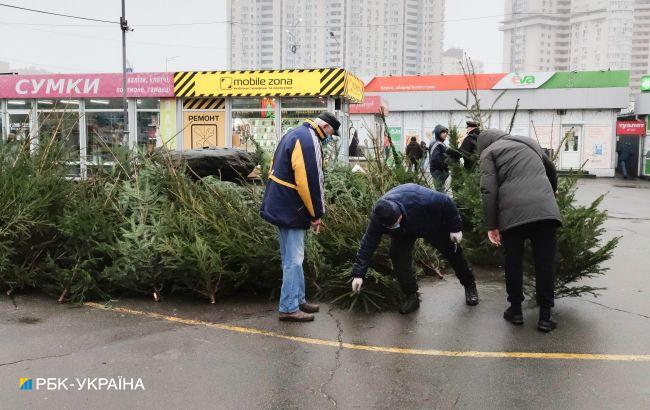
[501, 0, 635, 73]
[501, 0, 648, 95]
[631, 0, 650, 91]
[228, 0, 445, 77]
[441, 48, 484, 74]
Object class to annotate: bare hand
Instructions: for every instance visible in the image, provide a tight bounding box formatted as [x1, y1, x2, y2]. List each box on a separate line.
[488, 229, 501, 247]
[311, 219, 322, 234]
[351, 278, 363, 294]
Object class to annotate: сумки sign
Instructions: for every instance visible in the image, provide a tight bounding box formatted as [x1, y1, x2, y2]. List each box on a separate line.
[0, 73, 174, 99]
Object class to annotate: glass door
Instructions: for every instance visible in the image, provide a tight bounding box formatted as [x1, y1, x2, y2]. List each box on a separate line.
[560, 126, 582, 170]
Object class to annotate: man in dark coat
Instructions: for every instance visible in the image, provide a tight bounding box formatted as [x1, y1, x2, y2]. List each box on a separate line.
[478, 129, 561, 332]
[261, 111, 340, 322]
[405, 137, 424, 172]
[616, 141, 634, 179]
[449, 120, 481, 170]
[428, 125, 449, 190]
[350, 184, 479, 314]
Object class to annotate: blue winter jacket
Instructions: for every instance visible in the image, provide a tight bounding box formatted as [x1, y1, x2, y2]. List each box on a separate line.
[260, 120, 326, 229]
[351, 183, 463, 278]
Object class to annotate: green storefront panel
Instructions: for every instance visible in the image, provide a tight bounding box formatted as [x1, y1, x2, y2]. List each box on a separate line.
[541, 71, 629, 89]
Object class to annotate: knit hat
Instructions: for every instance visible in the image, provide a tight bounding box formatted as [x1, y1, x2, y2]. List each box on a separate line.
[373, 199, 401, 227]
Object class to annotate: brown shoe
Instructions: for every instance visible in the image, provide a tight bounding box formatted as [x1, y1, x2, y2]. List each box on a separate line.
[299, 302, 320, 313]
[279, 311, 315, 322]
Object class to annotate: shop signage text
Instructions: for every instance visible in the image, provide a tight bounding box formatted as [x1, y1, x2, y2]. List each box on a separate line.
[493, 72, 555, 89]
[641, 75, 650, 92]
[616, 120, 646, 136]
[0, 73, 174, 99]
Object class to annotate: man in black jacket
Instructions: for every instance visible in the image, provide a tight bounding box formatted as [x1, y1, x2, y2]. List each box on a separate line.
[478, 129, 561, 332]
[350, 183, 479, 314]
[428, 125, 449, 190]
[449, 120, 481, 170]
[405, 137, 424, 172]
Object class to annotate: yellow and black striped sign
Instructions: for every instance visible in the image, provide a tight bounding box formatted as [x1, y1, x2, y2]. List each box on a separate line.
[174, 68, 359, 100]
[183, 97, 225, 110]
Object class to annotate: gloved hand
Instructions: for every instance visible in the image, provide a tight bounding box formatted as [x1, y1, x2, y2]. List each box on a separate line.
[351, 278, 363, 294]
[450, 231, 463, 244]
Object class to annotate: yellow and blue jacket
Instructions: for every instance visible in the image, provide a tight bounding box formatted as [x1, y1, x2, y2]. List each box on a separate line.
[260, 120, 326, 229]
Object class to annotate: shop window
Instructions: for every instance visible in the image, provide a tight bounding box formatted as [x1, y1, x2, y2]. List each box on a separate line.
[37, 110, 81, 176]
[232, 97, 276, 110]
[86, 111, 128, 163]
[85, 99, 125, 110]
[137, 99, 160, 152]
[137, 112, 160, 153]
[7, 99, 32, 110]
[281, 97, 327, 109]
[136, 99, 160, 110]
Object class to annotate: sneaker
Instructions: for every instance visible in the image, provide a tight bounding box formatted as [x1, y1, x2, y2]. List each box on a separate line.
[464, 284, 479, 306]
[299, 302, 320, 313]
[399, 293, 420, 314]
[279, 311, 315, 322]
[503, 306, 524, 325]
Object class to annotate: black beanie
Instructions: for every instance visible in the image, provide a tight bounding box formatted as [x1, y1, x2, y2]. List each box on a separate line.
[373, 199, 401, 227]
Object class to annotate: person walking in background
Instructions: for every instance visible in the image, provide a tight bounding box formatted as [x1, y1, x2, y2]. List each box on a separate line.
[350, 183, 479, 314]
[616, 140, 634, 179]
[428, 125, 450, 191]
[405, 136, 424, 172]
[478, 129, 562, 333]
[420, 140, 429, 171]
[261, 111, 341, 322]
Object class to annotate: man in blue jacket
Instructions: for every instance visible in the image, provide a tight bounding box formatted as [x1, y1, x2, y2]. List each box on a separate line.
[261, 111, 340, 322]
[350, 184, 479, 314]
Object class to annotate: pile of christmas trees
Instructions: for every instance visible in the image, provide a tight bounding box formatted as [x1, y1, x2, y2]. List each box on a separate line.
[0, 120, 618, 311]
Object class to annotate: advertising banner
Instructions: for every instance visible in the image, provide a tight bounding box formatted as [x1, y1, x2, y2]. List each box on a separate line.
[583, 126, 612, 168]
[616, 120, 646, 136]
[492, 72, 556, 90]
[0, 72, 174, 98]
[174, 69, 353, 99]
[182, 111, 225, 149]
[159, 99, 177, 148]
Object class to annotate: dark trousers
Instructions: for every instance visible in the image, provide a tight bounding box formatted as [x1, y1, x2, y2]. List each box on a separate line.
[618, 160, 628, 178]
[389, 234, 476, 295]
[501, 220, 558, 308]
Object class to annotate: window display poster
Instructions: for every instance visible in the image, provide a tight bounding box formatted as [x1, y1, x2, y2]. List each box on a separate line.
[531, 125, 558, 150]
[406, 128, 421, 143]
[423, 127, 435, 145]
[160, 98, 176, 148]
[183, 111, 225, 149]
[387, 126, 402, 143]
[583, 125, 611, 168]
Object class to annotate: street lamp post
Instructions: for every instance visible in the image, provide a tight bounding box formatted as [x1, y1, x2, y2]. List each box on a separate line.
[120, 0, 130, 147]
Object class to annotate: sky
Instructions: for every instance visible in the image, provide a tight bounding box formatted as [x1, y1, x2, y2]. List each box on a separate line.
[0, 0, 504, 74]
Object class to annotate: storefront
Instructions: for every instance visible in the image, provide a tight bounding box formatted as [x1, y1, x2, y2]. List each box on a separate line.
[633, 84, 650, 179]
[173, 69, 363, 156]
[0, 68, 364, 176]
[356, 71, 630, 177]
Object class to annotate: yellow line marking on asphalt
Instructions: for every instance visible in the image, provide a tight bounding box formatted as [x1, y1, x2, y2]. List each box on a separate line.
[84, 302, 650, 363]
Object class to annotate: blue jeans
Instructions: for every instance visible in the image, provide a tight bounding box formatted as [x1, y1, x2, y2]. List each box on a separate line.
[278, 228, 306, 313]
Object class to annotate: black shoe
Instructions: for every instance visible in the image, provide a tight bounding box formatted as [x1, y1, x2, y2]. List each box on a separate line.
[399, 293, 420, 314]
[503, 306, 524, 325]
[537, 307, 557, 332]
[464, 284, 479, 306]
[537, 318, 557, 332]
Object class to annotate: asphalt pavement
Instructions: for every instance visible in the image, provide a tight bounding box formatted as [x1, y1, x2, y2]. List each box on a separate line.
[1, 178, 649, 409]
